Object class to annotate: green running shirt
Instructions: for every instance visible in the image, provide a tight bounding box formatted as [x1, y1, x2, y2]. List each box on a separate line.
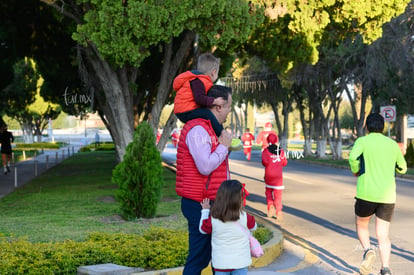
[349, 133, 407, 203]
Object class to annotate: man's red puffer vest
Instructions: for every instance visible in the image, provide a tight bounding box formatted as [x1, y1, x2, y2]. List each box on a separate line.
[173, 71, 213, 114]
[176, 119, 228, 202]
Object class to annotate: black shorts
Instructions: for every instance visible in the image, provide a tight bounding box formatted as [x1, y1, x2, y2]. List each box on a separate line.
[1, 146, 12, 154]
[354, 198, 395, 222]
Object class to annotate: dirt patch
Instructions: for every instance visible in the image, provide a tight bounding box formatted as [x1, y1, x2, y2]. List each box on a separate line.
[99, 184, 118, 189]
[161, 197, 180, 202]
[101, 214, 125, 224]
[96, 195, 117, 203]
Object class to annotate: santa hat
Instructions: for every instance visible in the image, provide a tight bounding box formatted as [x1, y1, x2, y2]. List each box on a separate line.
[267, 133, 279, 145]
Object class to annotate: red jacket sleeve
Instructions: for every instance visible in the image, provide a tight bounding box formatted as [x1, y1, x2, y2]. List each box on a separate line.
[261, 149, 269, 167]
[281, 149, 288, 166]
[246, 213, 256, 230]
[200, 216, 212, 234]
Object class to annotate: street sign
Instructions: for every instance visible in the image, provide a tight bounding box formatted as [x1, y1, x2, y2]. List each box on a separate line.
[380, 106, 396, 122]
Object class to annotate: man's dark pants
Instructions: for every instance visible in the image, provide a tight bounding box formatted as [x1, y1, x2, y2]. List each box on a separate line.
[181, 197, 212, 275]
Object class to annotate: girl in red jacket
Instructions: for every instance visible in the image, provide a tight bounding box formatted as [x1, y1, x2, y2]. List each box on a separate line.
[261, 134, 287, 220]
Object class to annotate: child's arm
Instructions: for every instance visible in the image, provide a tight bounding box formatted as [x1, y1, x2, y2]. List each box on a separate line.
[246, 213, 257, 232]
[261, 150, 268, 167]
[281, 149, 288, 166]
[190, 79, 224, 107]
[199, 198, 212, 234]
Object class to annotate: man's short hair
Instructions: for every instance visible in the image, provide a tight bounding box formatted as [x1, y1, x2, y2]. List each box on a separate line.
[366, 113, 384, 133]
[207, 85, 232, 101]
[197, 53, 220, 74]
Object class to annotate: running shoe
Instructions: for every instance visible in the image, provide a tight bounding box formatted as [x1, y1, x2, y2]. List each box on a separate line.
[359, 248, 376, 275]
[380, 267, 392, 275]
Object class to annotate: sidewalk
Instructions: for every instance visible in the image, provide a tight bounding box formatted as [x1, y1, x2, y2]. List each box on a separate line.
[0, 145, 81, 199]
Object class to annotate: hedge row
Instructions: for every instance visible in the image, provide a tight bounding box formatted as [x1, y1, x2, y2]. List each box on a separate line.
[0, 228, 187, 274]
[15, 142, 65, 149]
[0, 226, 271, 274]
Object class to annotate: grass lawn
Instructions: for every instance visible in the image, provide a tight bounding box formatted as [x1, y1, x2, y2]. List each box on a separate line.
[0, 151, 186, 243]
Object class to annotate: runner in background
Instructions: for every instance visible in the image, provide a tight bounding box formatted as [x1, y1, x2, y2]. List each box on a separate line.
[241, 128, 255, 161]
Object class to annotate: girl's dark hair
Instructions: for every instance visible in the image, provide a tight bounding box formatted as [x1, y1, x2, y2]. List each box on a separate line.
[211, 180, 244, 222]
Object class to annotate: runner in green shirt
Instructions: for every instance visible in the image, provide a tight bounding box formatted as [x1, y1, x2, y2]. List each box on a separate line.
[349, 113, 407, 275]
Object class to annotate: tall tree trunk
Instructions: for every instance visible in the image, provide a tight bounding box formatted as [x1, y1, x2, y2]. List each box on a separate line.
[292, 87, 312, 157]
[81, 45, 134, 162]
[157, 110, 177, 151]
[21, 122, 34, 144]
[149, 32, 196, 152]
[345, 81, 368, 138]
[327, 83, 343, 160]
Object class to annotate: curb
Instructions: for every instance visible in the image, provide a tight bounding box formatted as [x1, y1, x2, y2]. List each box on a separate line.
[132, 213, 284, 275]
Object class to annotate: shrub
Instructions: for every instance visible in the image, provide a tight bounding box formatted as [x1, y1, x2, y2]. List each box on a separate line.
[16, 142, 65, 149]
[405, 142, 414, 168]
[113, 122, 164, 219]
[79, 146, 91, 152]
[0, 229, 188, 274]
[254, 225, 273, 244]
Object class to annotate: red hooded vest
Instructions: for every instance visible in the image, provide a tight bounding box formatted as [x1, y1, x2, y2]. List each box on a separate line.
[173, 71, 213, 114]
[176, 119, 228, 202]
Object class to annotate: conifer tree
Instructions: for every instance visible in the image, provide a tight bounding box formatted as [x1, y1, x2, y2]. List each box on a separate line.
[113, 122, 164, 219]
[405, 141, 414, 168]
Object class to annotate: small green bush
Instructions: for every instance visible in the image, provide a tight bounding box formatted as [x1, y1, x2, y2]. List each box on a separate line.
[113, 122, 164, 219]
[405, 142, 414, 168]
[253, 225, 273, 245]
[95, 144, 115, 151]
[79, 147, 91, 152]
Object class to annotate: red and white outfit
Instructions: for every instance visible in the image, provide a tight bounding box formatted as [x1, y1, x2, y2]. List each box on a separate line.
[256, 122, 277, 151]
[171, 129, 180, 148]
[261, 134, 287, 215]
[241, 131, 255, 161]
[199, 210, 257, 272]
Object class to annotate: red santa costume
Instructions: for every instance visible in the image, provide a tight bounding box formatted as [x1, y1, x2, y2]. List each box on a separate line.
[241, 129, 255, 161]
[256, 122, 278, 151]
[261, 134, 287, 219]
[171, 129, 180, 148]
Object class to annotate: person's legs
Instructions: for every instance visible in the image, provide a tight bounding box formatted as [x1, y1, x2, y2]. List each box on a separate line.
[274, 189, 283, 219]
[356, 215, 376, 275]
[355, 198, 377, 275]
[376, 217, 391, 270]
[181, 197, 212, 275]
[265, 188, 275, 217]
[6, 153, 11, 172]
[375, 203, 394, 273]
[356, 215, 372, 250]
[231, 267, 248, 275]
[246, 148, 251, 161]
[1, 153, 7, 174]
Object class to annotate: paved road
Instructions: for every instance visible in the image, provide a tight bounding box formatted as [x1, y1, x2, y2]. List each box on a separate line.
[162, 145, 414, 275]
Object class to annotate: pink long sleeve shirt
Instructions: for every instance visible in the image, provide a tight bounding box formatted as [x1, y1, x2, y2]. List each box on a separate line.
[186, 125, 229, 176]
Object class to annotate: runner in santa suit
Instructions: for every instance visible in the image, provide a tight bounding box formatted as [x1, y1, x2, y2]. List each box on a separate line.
[241, 128, 255, 161]
[256, 122, 277, 151]
[171, 129, 180, 148]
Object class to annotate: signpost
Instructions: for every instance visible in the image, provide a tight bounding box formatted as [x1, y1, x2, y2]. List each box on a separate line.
[380, 106, 396, 137]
